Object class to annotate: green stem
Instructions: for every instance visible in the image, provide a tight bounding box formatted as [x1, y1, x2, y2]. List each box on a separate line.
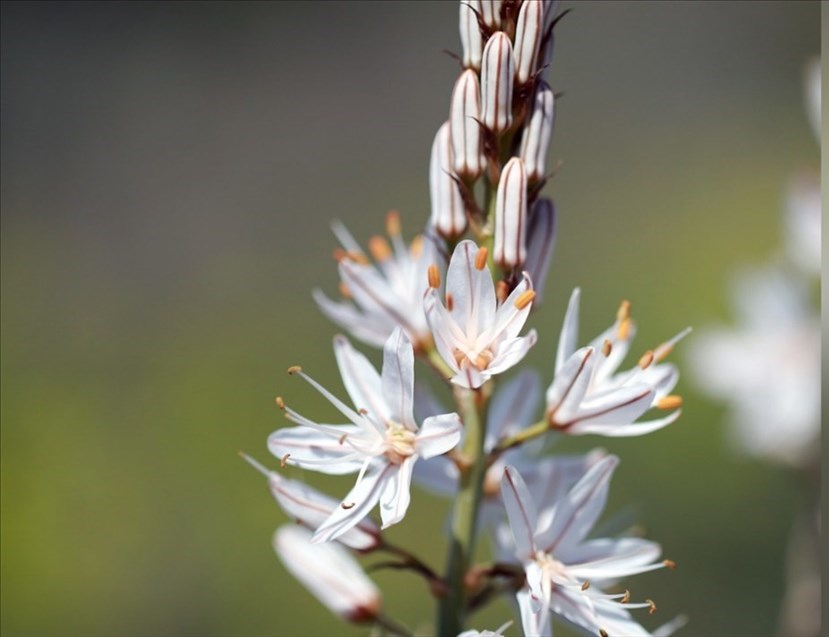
[437, 385, 489, 636]
[490, 418, 548, 456]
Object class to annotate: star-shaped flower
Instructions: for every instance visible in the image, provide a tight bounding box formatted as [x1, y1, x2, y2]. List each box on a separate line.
[546, 288, 689, 437]
[500, 458, 674, 637]
[268, 328, 462, 542]
[425, 240, 538, 389]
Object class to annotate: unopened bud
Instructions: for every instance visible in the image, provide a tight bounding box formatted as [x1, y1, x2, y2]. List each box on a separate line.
[538, 0, 559, 72]
[513, 0, 544, 84]
[450, 70, 485, 179]
[481, 32, 515, 134]
[524, 198, 557, 303]
[459, 1, 483, 70]
[274, 525, 381, 622]
[429, 122, 467, 238]
[519, 80, 555, 181]
[494, 157, 528, 267]
[480, 0, 503, 28]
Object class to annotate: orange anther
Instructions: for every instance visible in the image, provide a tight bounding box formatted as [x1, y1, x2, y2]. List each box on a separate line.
[514, 290, 536, 310]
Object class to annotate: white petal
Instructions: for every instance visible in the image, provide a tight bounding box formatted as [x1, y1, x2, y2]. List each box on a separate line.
[501, 465, 539, 561]
[567, 409, 681, 437]
[381, 328, 417, 430]
[312, 462, 392, 543]
[412, 454, 459, 496]
[487, 273, 533, 342]
[424, 289, 463, 374]
[537, 455, 618, 553]
[486, 330, 538, 376]
[268, 426, 366, 475]
[555, 288, 580, 373]
[446, 240, 497, 340]
[565, 537, 663, 580]
[517, 588, 551, 637]
[559, 385, 653, 429]
[547, 347, 595, 417]
[379, 457, 414, 528]
[333, 335, 390, 428]
[416, 413, 463, 458]
[312, 289, 389, 347]
[452, 363, 488, 390]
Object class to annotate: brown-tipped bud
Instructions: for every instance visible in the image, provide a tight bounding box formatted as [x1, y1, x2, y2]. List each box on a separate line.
[519, 80, 555, 181]
[481, 32, 515, 134]
[428, 263, 441, 289]
[480, 0, 503, 28]
[450, 70, 485, 179]
[524, 198, 557, 303]
[429, 122, 467, 238]
[459, 1, 483, 70]
[494, 157, 528, 268]
[513, 0, 544, 84]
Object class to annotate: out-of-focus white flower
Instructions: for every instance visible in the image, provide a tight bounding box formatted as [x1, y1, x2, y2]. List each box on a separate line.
[524, 198, 557, 305]
[804, 57, 821, 142]
[274, 525, 381, 622]
[268, 330, 462, 542]
[313, 212, 441, 350]
[784, 174, 821, 275]
[241, 453, 381, 552]
[500, 459, 673, 637]
[546, 288, 688, 437]
[688, 265, 820, 465]
[425, 240, 538, 388]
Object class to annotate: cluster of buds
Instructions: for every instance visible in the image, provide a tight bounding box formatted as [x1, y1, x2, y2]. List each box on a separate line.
[246, 3, 690, 636]
[432, 0, 558, 299]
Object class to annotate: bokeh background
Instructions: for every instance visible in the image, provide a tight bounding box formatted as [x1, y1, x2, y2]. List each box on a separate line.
[1, 2, 820, 636]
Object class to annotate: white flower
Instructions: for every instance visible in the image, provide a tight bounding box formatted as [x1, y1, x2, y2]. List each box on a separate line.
[687, 265, 820, 465]
[458, 620, 513, 637]
[240, 453, 380, 552]
[313, 212, 442, 350]
[274, 525, 381, 622]
[268, 329, 462, 542]
[425, 240, 538, 389]
[500, 459, 673, 637]
[546, 288, 689, 437]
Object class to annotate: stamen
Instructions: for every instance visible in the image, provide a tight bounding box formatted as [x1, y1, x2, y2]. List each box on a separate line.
[341, 501, 356, 510]
[385, 209, 401, 236]
[287, 366, 303, 375]
[617, 299, 631, 322]
[638, 350, 654, 369]
[275, 396, 286, 410]
[621, 589, 631, 604]
[409, 235, 424, 257]
[358, 408, 369, 416]
[332, 248, 347, 262]
[338, 281, 352, 299]
[347, 251, 370, 265]
[617, 317, 632, 341]
[446, 292, 455, 312]
[647, 599, 657, 615]
[475, 246, 489, 270]
[428, 263, 441, 289]
[654, 326, 693, 362]
[581, 580, 591, 591]
[280, 453, 291, 468]
[601, 339, 612, 357]
[496, 280, 510, 304]
[599, 630, 608, 637]
[475, 349, 494, 369]
[663, 559, 677, 571]
[514, 289, 536, 310]
[656, 395, 683, 410]
[338, 433, 349, 445]
[368, 235, 392, 262]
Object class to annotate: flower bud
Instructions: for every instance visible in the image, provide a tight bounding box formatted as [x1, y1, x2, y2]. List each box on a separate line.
[430, 121, 467, 238]
[513, 0, 544, 84]
[519, 80, 555, 181]
[525, 198, 557, 302]
[480, 0, 503, 29]
[274, 525, 381, 623]
[459, 1, 483, 70]
[481, 32, 515, 134]
[494, 157, 528, 268]
[450, 69, 485, 179]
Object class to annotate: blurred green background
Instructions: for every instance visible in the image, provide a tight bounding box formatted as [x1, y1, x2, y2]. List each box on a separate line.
[0, 2, 820, 636]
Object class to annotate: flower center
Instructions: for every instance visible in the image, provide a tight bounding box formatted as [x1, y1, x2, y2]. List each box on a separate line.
[383, 422, 417, 464]
[535, 550, 567, 583]
[453, 346, 495, 371]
